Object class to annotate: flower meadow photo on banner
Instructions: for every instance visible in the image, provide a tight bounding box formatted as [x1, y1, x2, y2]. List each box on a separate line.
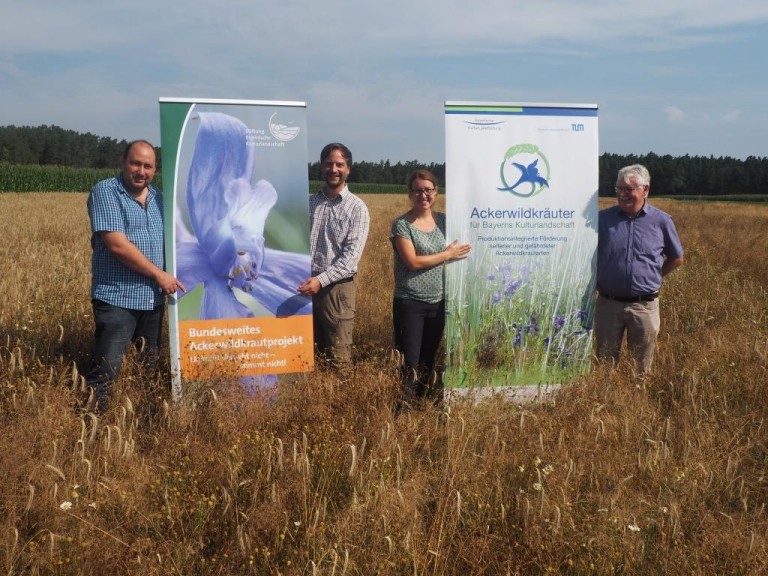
[445, 236, 595, 389]
[175, 111, 311, 321]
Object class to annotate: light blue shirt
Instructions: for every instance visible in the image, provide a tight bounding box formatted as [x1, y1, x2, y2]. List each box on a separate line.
[597, 202, 683, 297]
[87, 175, 165, 310]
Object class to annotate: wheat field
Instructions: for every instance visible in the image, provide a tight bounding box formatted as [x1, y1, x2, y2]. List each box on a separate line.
[1, 192, 767, 575]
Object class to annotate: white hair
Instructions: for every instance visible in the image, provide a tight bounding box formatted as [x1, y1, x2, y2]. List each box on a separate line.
[617, 164, 650, 187]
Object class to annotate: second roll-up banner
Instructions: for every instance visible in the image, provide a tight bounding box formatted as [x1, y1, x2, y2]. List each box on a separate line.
[444, 101, 599, 400]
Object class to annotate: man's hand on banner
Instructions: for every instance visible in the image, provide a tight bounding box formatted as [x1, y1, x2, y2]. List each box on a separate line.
[298, 277, 321, 296]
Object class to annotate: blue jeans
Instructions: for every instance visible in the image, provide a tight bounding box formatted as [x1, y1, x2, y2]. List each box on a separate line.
[86, 299, 164, 411]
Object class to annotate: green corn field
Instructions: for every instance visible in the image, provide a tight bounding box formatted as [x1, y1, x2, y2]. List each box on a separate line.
[0, 167, 407, 194]
[0, 164, 126, 193]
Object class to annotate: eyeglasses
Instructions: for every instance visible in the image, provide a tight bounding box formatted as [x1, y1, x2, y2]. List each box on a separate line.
[410, 187, 436, 196]
[615, 185, 643, 194]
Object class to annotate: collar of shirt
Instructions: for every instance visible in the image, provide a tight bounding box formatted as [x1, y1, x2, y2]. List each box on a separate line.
[117, 175, 157, 202]
[320, 185, 349, 202]
[619, 201, 648, 219]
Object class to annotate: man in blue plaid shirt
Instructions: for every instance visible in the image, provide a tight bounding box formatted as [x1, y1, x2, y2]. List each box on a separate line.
[85, 140, 185, 412]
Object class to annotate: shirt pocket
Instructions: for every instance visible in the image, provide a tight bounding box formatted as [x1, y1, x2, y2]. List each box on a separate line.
[634, 226, 665, 261]
[125, 208, 149, 234]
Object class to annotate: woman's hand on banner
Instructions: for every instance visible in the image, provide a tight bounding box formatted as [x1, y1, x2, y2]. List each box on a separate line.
[446, 240, 471, 262]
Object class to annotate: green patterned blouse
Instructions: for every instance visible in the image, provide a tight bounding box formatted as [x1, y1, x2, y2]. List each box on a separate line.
[391, 211, 446, 304]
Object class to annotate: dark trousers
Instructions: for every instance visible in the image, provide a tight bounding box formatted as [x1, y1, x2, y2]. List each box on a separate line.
[86, 299, 164, 411]
[392, 297, 445, 400]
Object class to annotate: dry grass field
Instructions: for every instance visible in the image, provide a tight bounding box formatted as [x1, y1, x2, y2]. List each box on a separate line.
[1, 191, 767, 575]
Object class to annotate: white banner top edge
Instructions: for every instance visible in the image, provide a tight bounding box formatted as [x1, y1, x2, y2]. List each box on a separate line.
[159, 97, 306, 107]
[445, 101, 598, 109]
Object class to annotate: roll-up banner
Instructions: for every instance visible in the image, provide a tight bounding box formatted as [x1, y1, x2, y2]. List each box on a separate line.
[444, 101, 598, 400]
[159, 98, 313, 399]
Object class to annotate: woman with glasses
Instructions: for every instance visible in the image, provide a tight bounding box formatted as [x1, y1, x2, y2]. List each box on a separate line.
[391, 169, 470, 406]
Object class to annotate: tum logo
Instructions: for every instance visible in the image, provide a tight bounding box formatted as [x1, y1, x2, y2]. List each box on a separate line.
[571, 123, 585, 132]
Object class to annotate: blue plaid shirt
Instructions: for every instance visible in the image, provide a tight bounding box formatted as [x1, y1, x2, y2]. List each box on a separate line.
[87, 175, 165, 310]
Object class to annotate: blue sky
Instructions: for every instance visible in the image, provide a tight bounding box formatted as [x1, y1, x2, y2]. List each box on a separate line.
[1, 0, 767, 163]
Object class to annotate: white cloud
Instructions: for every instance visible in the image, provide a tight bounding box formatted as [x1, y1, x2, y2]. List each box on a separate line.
[3, 1, 768, 58]
[664, 106, 685, 123]
[1, 1, 767, 160]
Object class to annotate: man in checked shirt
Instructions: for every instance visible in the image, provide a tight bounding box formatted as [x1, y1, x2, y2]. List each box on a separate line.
[86, 140, 185, 412]
[298, 143, 370, 364]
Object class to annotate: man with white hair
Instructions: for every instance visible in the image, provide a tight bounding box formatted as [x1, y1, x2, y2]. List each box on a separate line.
[595, 164, 684, 373]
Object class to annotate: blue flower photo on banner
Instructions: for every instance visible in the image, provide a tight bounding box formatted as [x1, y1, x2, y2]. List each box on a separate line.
[175, 112, 311, 321]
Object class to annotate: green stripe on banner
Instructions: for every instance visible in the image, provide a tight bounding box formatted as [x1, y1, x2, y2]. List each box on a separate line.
[446, 106, 525, 113]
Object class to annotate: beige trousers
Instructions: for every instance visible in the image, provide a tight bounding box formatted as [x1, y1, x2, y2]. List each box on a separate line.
[594, 295, 661, 373]
[312, 279, 356, 364]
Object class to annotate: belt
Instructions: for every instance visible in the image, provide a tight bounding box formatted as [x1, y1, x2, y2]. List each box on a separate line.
[599, 291, 658, 303]
[327, 275, 355, 287]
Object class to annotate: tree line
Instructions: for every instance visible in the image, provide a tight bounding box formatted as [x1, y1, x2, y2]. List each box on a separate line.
[2, 125, 767, 196]
[313, 153, 768, 197]
[598, 152, 768, 197]
[0, 125, 137, 170]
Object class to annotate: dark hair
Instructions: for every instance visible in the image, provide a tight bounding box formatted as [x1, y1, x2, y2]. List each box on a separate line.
[407, 168, 438, 191]
[122, 140, 156, 161]
[320, 142, 352, 167]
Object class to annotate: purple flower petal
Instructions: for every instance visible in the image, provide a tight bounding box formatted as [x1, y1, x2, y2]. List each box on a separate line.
[175, 241, 214, 293]
[240, 374, 279, 395]
[200, 276, 253, 319]
[251, 248, 312, 315]
[229, 179, 277, 248]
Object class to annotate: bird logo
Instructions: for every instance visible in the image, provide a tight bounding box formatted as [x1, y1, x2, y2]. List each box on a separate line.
[497, 144, 551, 198]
